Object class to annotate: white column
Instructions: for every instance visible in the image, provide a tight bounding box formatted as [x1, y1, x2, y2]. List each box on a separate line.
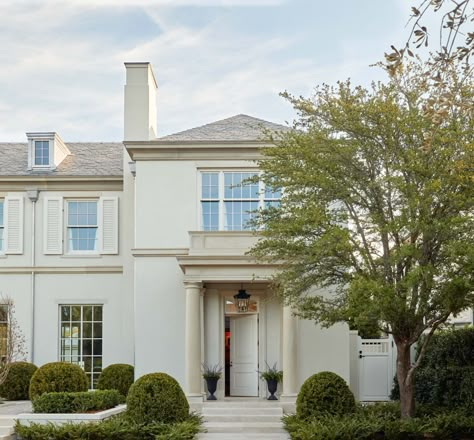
[185, 281, 203, 399]
[282, 305, 298, 398]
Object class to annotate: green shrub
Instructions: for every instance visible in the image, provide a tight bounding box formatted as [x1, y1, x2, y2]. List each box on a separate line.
[284, 404, 474, 440]
[296, 371, 356, 419]
[96, 364, 134, 397]
[418, 327, 474, 368]
[391, 366, 474, 409]
[15, 412, 201, 440]
[29, 362, 88, 400]
[126, 373, 189, 424]
[0, 362, 37, 400]
[32, 389, 122, 413]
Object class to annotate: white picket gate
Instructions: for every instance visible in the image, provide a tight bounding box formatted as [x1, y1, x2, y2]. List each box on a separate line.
[358, 337, 395, 401]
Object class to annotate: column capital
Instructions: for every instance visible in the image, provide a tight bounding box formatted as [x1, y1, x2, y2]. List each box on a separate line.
[183, 281, 203, 290]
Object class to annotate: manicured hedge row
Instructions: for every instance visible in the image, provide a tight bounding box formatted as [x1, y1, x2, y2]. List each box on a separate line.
[284, 404, 474, 440]
[32, 390, 123, 414]
[15, 413, 201, 440]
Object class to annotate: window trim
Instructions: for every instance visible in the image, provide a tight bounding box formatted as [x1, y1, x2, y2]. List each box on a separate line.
[65, 199, 99, 255]
[199, 170, 280, 231]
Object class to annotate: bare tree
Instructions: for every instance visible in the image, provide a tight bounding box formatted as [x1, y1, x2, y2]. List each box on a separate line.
[0, 295, 27, 388]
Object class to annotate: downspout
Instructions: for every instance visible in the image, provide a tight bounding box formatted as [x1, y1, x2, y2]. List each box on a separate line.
[27, 189, 39, 363]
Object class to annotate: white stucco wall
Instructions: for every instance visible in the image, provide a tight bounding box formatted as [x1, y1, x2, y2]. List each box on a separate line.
[134, 257, 186, 385]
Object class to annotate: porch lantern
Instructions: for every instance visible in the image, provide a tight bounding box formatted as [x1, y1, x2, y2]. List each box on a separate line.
[234, 288, 251, 313]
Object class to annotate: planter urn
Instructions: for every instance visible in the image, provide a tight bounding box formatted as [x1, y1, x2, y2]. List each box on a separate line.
[205, 377, 219, 400]
[266, 379, 278, 400]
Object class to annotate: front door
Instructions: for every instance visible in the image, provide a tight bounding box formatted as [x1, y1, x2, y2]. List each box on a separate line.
[229, 314, 259, 396]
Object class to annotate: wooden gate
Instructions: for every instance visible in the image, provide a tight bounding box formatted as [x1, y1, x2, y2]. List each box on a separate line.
[358, 337, 395, 401]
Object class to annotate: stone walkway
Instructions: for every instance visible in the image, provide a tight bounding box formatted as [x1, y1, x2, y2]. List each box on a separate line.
[0, 401, 31, 439]
[196, 399, 290, 440]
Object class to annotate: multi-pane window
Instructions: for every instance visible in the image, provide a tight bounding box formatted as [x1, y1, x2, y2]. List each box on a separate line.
[200, 171, 280, 231]
[67, 201, 98, 252]
[34, 140, 50, 166]
[60, 305, 103, 388]
[0, 201, 3, 252]
[0, 305, 8, 359]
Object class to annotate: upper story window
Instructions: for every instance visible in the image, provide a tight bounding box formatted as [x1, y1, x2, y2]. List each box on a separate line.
[67, 201, 98, 252]
[0, 201, 4, 252]
[200, 171, 281, 231]
[34, 140, 50, 166]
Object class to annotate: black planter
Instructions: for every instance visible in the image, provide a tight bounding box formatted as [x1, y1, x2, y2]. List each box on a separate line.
[205, 377, 219, 400]
[266, 379, 278, 400]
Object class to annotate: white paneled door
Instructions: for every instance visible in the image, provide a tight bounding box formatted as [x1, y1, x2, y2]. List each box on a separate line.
[230, 314, 259, 396]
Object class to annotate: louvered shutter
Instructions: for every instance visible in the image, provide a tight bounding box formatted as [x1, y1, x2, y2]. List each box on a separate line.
[44, 197, 63, 254]
[99, 196, 118, 254]
[5, 196, 24, 254]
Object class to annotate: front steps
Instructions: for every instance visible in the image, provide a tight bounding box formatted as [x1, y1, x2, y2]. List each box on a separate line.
[197, 400, 290, 440]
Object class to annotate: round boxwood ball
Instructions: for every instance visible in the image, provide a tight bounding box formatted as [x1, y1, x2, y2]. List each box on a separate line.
[97, 363, 134, 397]
[296, 371, 356, 419]
[0, 362, 37, 400]
[126, 372, 189, 424]
[29, 362, 88, 400]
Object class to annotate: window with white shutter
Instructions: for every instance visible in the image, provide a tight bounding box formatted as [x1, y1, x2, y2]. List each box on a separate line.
[4, 196, 24, 254]
[44, 197, 63, 254]
[98, 197, 118, 254]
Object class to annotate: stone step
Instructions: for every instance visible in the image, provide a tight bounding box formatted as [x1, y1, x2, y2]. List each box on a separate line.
[203, 414, 282, 423]
[204, 422, 286, 434]
[202, 401, 282, 408]
[197, 433, 290, 440]
[0, 420, 15, 427]
[202, 407, 282, 416]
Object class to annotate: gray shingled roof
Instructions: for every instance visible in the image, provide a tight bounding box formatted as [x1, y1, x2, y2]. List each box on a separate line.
[0, 142, 123, 177]
[157, 114, 290, 142]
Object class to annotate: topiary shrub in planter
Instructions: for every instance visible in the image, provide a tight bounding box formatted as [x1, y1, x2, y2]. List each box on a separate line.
[29, 362, 88, 400]
[126, 372, 189, 424]
[96, 364, 134, 397]
[296, 371, 356, 419]
[32, 389, 122, 414]
[0, 362, 37, 400]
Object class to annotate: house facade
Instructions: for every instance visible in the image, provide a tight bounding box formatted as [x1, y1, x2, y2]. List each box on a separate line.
[2, 62, 470, 402]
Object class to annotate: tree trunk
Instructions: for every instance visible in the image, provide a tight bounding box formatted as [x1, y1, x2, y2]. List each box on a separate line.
[396, 341, 415, 418]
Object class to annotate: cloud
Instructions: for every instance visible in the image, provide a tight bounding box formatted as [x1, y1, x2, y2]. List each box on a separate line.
[0, 1, 407, 141]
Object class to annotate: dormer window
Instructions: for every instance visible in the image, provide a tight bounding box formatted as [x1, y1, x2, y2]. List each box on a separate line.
[34, 140, 50, 166]
[26, 132, 71, 171]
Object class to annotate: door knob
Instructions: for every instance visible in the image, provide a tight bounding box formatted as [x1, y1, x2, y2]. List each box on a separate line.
[230, 361, 233, 367]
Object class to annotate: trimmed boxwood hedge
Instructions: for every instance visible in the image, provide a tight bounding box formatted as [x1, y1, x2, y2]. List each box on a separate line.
[29, 362, 88, 400]
[32, 390, 122, 413]
[296, 371, 356, 419]
[126, 373, 189, 424]
[0, 362, 37, 400]
[96, 364, 134, 397]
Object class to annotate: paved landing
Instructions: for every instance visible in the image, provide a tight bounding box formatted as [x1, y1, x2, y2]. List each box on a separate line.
[0, 401, 32, 440]
[196, 400, 290, 440]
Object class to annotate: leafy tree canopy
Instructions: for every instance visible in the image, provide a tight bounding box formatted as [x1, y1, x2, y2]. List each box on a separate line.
[251, 59, 474, 416]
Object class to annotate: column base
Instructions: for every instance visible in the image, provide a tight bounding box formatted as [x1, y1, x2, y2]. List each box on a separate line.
[280, 393, 297, 414]
[186, 393, 205, 403]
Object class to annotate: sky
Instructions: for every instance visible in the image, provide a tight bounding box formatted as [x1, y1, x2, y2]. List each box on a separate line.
[0, 0, 414, 141]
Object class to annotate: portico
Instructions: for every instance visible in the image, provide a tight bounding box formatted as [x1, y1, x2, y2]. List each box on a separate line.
[179, 231, 299, 402]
